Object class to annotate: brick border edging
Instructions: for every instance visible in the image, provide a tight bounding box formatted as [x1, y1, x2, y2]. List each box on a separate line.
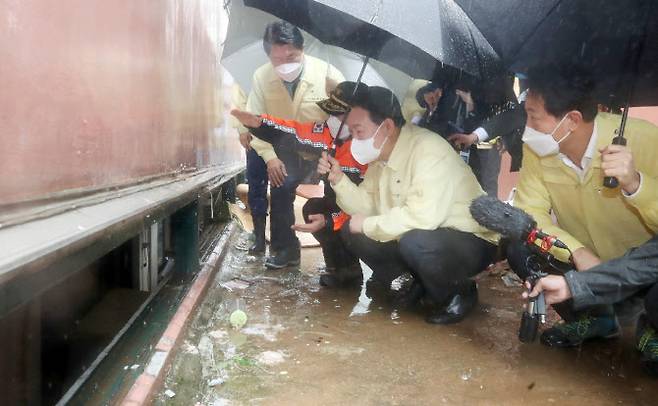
[121, 222, 238, 405]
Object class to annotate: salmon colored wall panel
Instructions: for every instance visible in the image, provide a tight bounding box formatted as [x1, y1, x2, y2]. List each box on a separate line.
[0, 0, 242, 206]
[630, 107, 658, 128]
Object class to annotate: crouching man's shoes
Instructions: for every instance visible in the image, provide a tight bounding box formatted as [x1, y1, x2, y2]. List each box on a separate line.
[320, 272, 362, 289]
[393, 280, 425, 310]
[265, 247, 300, 269]
[540, 315, 620, 348]
[636, 314, 658, 377]
[319, 262, 362, 288]
[425, 282, 478, 325]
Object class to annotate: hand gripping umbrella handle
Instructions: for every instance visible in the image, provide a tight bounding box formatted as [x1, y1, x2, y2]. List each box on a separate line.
[603, 135, 627, 188]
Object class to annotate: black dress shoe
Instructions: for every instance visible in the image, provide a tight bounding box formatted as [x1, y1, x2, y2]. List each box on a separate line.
[392, 280, 425, 310]
[319, 272, 362, 288]
[425, 283, 478, 325]
[265, 247, 300, 269]
[319, 263, 362, 288]
[365, 279, 389, 299]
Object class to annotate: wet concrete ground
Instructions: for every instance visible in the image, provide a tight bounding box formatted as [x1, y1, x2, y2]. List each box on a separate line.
[159, 229, 658, 405]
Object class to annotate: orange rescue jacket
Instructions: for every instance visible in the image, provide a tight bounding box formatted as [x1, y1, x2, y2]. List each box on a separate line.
[249, 114, 367, 231]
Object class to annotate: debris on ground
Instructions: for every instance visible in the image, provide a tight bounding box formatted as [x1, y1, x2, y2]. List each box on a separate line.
[256, 351, 286, 366]
[159, 230, 658, 405]
[229, 309, 248, 329]
[221, 279, 251, 291]
[208, 378, 225, 387]
[501, 272, 523, 287]
[487, 260, 511, 276]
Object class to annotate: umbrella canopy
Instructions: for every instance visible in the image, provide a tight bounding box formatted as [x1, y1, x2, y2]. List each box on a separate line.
[455, 0, 658, 106]
[243, 0, 501, 80]
[222, 0, 413, 99]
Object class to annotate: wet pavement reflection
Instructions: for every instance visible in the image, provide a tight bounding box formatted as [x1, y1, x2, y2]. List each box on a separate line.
[159, 230, 657, 405]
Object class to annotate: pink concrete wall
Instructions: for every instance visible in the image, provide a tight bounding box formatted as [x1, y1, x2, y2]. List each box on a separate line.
[0, 1, 242, 207]
[630, 107, 658, 127]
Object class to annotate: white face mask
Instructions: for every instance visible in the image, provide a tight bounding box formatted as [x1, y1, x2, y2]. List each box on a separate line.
[274, 61, 303, 82]
[350, 122, 386, 165]
[326, 115, 350, 140]
[522, 114, 573, 157]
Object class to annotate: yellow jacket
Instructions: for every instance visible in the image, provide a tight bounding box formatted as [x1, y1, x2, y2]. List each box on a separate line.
[401, 79, 429, 122]
[333, 124, 498, 243]
[243, 55, 345, 162]
[515, 112, 658, 263]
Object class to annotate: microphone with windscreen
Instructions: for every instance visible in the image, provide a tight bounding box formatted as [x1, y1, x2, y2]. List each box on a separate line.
[469, 195, 569, 252]
[469, 195, 570, 343]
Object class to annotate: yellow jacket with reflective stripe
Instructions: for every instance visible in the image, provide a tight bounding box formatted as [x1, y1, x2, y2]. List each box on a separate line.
[333, 124, 498, 243]
[515, 112, 658, 263]
[242, 55, 345, 162]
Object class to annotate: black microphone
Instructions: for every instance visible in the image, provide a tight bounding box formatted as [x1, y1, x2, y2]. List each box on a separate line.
[471, 195, 563, 344]
[469, 195, 568, 250]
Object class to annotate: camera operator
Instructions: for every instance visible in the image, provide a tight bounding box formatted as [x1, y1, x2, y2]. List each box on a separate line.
[525, 235, 658, 376]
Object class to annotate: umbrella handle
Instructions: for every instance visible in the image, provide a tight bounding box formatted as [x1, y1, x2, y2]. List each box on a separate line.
[603, 103, 630, 189]
[319, 145, 337, 184]
[602, 135, 627, 188]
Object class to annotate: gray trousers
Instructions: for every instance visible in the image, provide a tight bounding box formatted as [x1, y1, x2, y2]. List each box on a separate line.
[470, 147, 501, 196]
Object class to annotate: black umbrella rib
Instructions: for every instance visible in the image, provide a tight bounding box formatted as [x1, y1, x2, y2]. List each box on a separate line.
[467, 25, 487, 80]
[615, 0, 653, 138]
[244, 0, 494, 79]
[449, 0, 502, 77]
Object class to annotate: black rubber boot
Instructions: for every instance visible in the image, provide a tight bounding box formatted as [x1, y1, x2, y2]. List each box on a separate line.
[248, 216, 266, 255]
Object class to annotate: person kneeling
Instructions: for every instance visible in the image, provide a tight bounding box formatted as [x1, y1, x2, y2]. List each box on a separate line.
[318, 86, 498, 324]
[525, 235, 658, 376]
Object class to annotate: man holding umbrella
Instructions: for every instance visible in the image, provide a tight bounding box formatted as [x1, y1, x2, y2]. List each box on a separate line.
[506, 65, 658, 348]
[238, 20, 344, 269]
[319, 86, 498, 324]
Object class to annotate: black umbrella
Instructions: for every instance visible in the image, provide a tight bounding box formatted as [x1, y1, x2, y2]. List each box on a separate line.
[455, 0, 657, 187]
[243, 0, 500, 80]
[454, 0, 658, 106]
[244, 0, 504, 163]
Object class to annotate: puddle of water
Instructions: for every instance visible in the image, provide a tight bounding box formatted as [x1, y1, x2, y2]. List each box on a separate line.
[241, 323, 285, 342]
[159, 230, 658, 406]
[349, 264, 373, 317]
[256, 351, 286, 366]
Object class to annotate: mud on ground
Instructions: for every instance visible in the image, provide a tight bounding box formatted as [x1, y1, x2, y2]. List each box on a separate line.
[158, 230, 657, 406]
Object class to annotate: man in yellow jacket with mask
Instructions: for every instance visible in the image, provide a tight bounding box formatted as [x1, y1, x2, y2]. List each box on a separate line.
[507, 65, 658, 348]
[319, 86, 498, 324]
[238, 21, 344, 269]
